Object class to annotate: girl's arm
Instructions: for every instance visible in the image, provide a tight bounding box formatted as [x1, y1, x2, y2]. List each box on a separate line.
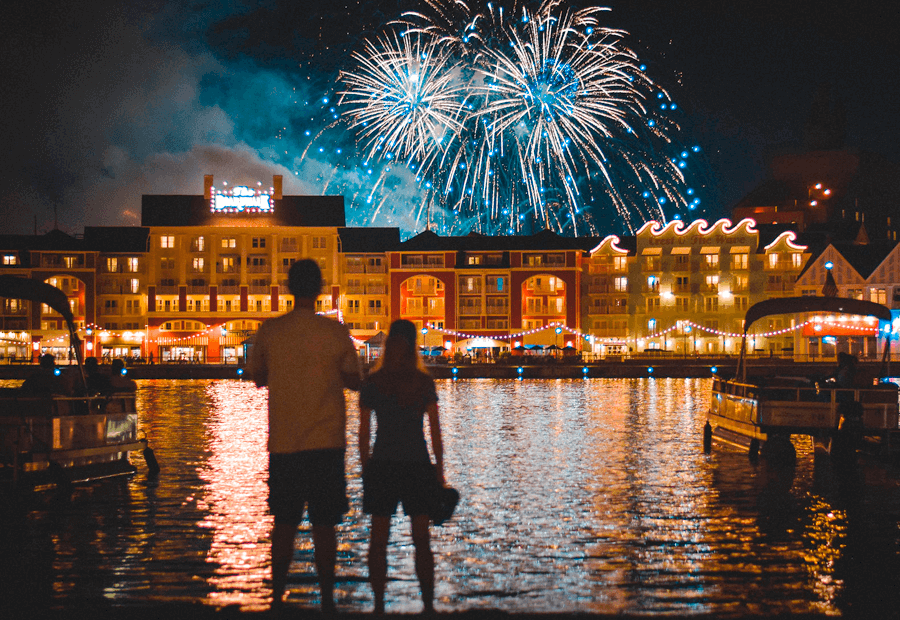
[359, 404, 372, 469]
[426, 401, 445, 486]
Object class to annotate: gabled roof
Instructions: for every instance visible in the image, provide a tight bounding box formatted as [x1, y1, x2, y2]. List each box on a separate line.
[338, 227, 401, 253]
[83, 227, 151, 253]
[832, 241, 898, 279]
[0, 230, 84, 251]
[797, 239, 898, 281]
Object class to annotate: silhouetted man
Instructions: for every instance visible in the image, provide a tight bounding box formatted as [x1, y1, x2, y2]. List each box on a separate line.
[248, 259, 361, 612]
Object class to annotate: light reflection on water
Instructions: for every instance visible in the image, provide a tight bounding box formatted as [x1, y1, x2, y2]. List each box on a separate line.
[3, 378, 900, 616]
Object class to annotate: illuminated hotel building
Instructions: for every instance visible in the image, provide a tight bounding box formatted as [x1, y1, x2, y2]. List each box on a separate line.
[599, 218, 812, 356]
[385, 230, 589, 353]
[3, 175, 900, 363]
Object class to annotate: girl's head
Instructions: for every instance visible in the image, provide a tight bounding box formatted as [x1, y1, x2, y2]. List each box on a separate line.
[381, 319, 420, 372]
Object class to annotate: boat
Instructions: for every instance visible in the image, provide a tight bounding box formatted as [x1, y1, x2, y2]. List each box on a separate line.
[706, 295, 899, 462]
[0, 275, 156, 490]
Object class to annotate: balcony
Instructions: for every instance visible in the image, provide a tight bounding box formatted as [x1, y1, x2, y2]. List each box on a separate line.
[156, 284, 178, 294]
[524, 305, 557, 315]
[247, 264, 270, 274]
[367, 263, 386, 274]
[459, 306, 483, 316]
[217, 265, 239, 274]
[345, 264, 366, 273]
[365, 307, 387, 316]
[344, 286, 365, 295]
[188, 285, 208, 295]
[486, 305, 509, 315]
[367, 285, 386, 295]
[218, 285, 240, 295]
[408, 286, 438, 296]
[530, 285, 563, 295]
[249, 284, 271, 295]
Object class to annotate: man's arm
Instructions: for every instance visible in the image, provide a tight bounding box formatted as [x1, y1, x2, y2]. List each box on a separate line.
[247, 328, 268, 388]
[340, 334, 362, 391]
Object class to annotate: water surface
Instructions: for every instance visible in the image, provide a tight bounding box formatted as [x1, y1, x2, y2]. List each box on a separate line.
[3, 378, 900, 616]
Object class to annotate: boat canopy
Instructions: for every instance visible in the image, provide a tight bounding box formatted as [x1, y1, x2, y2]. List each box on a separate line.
[0, 275, 85, 383]
[0, 275, 76, 330]
[743, 296, 892, 334]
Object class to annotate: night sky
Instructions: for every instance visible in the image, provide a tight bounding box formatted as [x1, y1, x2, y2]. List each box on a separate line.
[1, 0, 896, 237]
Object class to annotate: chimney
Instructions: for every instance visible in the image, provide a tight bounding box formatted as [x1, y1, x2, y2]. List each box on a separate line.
[273, 175, 283, 200]
[204, 175, 214, 200]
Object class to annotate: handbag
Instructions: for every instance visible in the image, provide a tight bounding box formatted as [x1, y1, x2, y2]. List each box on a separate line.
[430, 484, 459, 526]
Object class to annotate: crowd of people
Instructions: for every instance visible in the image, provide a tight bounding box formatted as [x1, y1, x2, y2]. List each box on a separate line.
[20, 353, 136, 395]
[249, 259, 453, 614]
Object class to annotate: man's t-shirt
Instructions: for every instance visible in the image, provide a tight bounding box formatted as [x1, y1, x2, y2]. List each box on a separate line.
[249, 307, 360, 454]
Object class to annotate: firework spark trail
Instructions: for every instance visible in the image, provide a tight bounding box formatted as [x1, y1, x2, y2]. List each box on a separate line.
[339, 32, 469, 186]
[332, 0, 705, 237]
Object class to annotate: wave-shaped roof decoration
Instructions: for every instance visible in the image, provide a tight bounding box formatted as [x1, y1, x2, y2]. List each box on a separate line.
[637, 217, 759, 237]
[589, 235, 629, 255]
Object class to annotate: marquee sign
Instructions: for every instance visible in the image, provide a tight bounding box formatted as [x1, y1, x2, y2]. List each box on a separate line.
[210, 185, 274, 213]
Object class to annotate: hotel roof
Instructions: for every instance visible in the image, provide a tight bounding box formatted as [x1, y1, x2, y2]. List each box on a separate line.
[141, 195, 346, 227]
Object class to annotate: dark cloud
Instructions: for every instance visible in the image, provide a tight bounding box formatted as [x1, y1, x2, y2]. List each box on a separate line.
[1, 0, 896, 235]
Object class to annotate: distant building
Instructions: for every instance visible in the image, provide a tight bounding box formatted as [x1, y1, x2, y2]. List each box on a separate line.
[3, 174, 900, 363]
[732, 87, 900, 241]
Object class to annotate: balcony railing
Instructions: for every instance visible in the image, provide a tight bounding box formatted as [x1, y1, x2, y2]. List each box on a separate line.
[367, 285, 386, 295]
[459, 306, 483, 315]
[408, 286, 438, 296]
[156, 285, 178, 294]
[345, 264, 366, 273]
[486, 305, 509, 315]
[249, 285, 270, 295]
[247, 265, 270, 273]
[188, 285, 208, 295]
[344, 286, 365, 295]
[217, 285, 240, 295]
[217, 265, 239, 274]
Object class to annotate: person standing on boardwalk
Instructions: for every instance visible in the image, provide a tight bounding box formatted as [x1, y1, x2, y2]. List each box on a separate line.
[358, 319, 446, 614]
[248, 258, 361, 612]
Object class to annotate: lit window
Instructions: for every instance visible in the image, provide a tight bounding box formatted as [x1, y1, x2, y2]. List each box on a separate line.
[161, 235, 175, 248]
[127, 257, 139, 272]
[791, 253, 803, 268]
[128, 279, 139, 294]
[2, 254, 18, 265]
[221, 237, 236, 249]
[768, 253, 778, 269]
[107, 257, 118, 272]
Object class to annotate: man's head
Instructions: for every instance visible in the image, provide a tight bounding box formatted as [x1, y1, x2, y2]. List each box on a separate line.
[39, 353, 55, 369]
[288, 259, 323, 300]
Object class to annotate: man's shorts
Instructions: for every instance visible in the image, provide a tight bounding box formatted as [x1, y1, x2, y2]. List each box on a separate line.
[268, 449, 348, 526]
[362, 459, 437, 518]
